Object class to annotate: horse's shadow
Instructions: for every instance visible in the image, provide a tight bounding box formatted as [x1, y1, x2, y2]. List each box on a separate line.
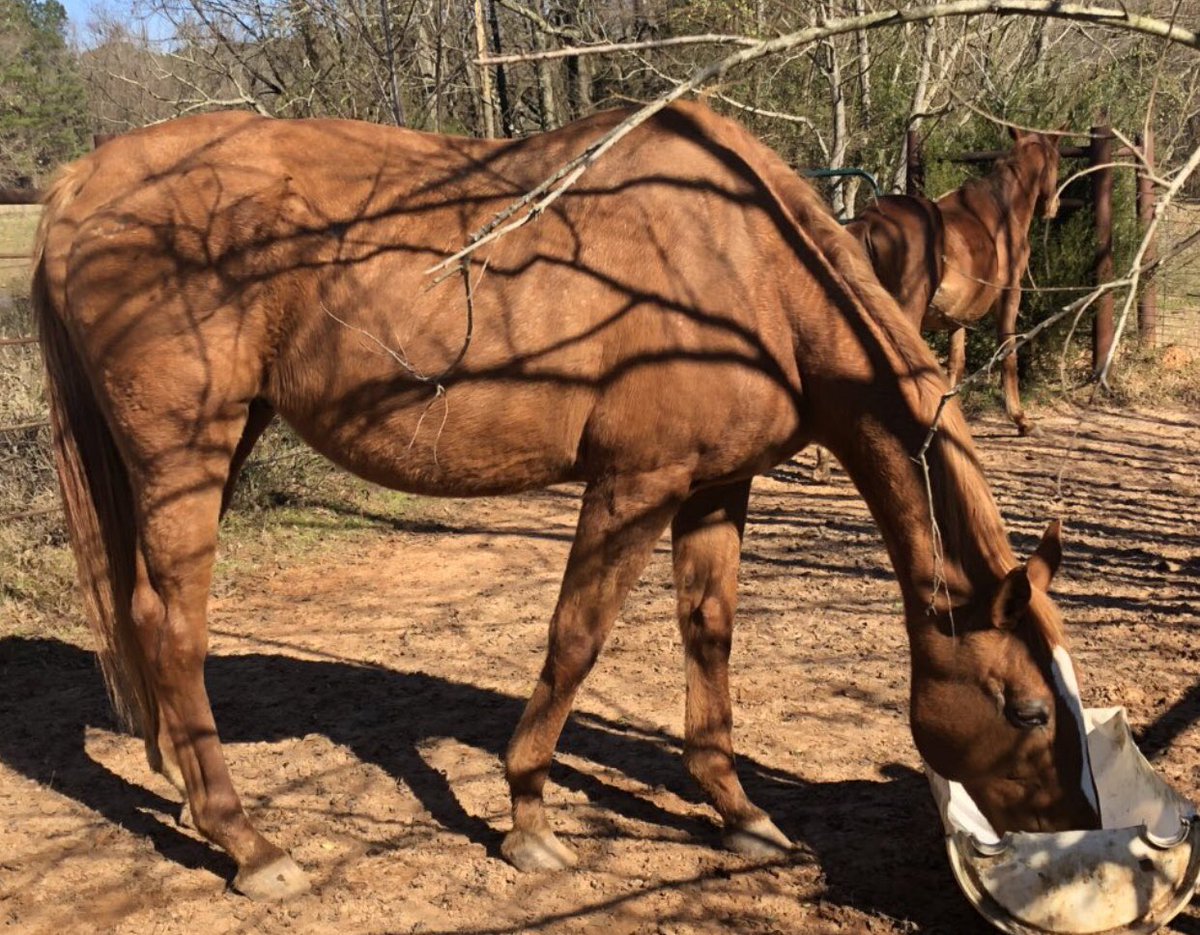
[0, 635, 989, 932]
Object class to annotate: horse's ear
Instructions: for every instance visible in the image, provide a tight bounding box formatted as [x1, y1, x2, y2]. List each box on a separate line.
[1028, 519, 1063, 590]
[992, 568, 1033, 629]
[1008, 125, 1023, 141]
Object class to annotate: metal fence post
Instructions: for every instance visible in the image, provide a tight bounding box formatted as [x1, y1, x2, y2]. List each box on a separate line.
[1090, 124, 1114, 374]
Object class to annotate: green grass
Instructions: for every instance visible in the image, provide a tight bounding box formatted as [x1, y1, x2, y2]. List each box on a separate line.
[0, 206, 38, 297]
[1, 448, 422, 635]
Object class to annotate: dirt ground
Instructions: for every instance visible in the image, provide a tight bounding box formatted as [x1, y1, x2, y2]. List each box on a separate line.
[1, 405, 1198, 935]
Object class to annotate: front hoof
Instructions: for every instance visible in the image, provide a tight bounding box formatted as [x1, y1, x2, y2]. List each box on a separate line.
[234, 854, 310, 901]
[723, 816, 794, 858]
[502, 829, 578, 871]
[1017, 420, 1042, 438]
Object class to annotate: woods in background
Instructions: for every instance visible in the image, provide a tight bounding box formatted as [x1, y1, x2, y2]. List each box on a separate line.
[3, 1, 1200, 380]
[2, 1, 1195, 196]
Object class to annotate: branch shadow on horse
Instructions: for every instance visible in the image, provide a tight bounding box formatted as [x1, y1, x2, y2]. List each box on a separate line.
[32, 101, 1097, 899]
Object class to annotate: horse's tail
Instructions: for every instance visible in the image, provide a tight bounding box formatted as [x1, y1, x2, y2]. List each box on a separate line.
[34, 164, 156, 737]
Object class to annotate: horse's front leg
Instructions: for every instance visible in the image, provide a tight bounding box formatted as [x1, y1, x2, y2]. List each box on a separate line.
[502, 467, 689, 871]
[999, 250, 1039, 436]
[672, 480, 793, 857]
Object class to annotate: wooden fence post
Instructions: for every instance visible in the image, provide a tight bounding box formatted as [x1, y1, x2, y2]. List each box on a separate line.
[1090, 124, 1114, 375]
[1136, 128, 1158, 347]
[905, 129, 924, 196]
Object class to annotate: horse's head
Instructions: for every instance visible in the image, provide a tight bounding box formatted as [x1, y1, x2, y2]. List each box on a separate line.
[911, 520, 1100, 835]
[1009, 126, 1063, 220]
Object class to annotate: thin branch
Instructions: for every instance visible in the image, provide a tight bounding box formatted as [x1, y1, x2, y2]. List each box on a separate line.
[477, 33, 760, 66]
[435, 2, 1200, 276]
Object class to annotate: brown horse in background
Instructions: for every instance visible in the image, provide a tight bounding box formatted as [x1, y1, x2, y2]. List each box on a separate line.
[34, 103, 1096, 900]
[849, 127, 1062, 436]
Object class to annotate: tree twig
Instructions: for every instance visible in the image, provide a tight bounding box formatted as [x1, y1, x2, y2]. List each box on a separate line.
[434, 2, 1200, 277]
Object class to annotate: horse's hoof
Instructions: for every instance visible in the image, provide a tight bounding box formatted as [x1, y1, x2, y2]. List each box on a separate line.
[501, 828, 578, 871]
[1018, 421, 1042, 438]
[723, 816, 794, 858]
[234, 854, 310, 901]
[176, 802, 193, 829]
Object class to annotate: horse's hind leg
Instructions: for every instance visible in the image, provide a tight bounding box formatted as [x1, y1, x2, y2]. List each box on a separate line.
[811, 446, 832, 482]
[671, 480, 792, 857]
[503, 468, 688, 871]
[147, 397, 276, 822]
[998, 279, 1039, 436]
[220, 398, 276, 517]
[128, 400, 308, 899]
[947, 326, 967, 387]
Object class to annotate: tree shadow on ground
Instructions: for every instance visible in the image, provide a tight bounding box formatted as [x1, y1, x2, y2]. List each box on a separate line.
[0, 635, 997, 932]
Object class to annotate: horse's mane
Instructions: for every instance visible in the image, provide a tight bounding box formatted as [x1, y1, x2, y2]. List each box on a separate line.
[675, 103, 1017, 587]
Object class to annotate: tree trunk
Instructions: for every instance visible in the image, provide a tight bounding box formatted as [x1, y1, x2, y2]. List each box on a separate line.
[820, 5, 850, 217]
[529, 18, 558, 130]
[563, 2, 591, 119]
[487, 0, 515, 136]
[892, 23, 935, 193]
[472, 0, 496, 137]
[378, 0, 405, 126]
[414, 1, 439, 129]
[854, 0, 872, 126]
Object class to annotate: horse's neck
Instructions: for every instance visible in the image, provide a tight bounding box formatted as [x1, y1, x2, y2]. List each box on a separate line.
[829, 384, 1015, 626]
[990, 154, 1043, 232]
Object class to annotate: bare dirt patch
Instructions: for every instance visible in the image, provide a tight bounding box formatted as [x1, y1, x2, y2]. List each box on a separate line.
[1, 406, 1198, 934]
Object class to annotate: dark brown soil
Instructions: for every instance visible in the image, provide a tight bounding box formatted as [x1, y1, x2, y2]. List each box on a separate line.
[1, 405, 1197, 934]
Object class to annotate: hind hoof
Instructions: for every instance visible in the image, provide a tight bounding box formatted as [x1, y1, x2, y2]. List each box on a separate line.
[234, 855, 310, 901]
[502, 828, 578, 871]
[723, 816, 793, 858]
[1018, 421, 1042, 438]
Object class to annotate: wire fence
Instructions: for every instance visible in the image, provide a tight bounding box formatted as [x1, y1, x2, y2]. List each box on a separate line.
[0, 202, 53, 523]
[1156, 200, 1200, 356]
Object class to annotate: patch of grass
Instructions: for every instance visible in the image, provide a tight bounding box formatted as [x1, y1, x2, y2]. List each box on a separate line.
[214, 456, 418, 596]
[0, 206, 39, 253]
[0, 413, 421, 634]
[0, 206, 38, 299]
[0, 515, 79, 636]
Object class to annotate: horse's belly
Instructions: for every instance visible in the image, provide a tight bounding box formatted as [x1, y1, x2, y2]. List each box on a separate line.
[274, 377, 592, 497]
[927, 271, 996, 327]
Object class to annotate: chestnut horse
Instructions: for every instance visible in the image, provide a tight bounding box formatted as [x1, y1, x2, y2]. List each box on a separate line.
[33, 103, 1097, 900]
[848, 128, 1062, 436]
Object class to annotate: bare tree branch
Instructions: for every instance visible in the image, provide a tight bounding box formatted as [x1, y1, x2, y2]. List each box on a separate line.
[434, 1, 1200, 276]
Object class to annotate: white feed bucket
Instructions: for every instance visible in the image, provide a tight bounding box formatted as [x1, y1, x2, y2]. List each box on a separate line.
[927, 707, 1200, 934]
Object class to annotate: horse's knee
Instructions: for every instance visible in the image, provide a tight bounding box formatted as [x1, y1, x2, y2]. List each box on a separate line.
[131, 582, 166, 645]
[133, 585, 208, 694]
[680, 594, 733, 660]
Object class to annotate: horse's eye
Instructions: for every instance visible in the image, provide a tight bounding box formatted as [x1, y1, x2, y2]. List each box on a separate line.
[1005, 698, 1050, 729]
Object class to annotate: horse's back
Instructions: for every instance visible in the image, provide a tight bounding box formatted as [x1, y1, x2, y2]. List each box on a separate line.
[40, 104, 818, 496]
[846, 194, 943, 325]
[930, 182, 1012, 322]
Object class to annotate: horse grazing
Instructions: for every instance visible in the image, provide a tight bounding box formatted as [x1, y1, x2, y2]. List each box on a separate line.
[848, 127, 1062, 436]
[33, 103, 1097, 900]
